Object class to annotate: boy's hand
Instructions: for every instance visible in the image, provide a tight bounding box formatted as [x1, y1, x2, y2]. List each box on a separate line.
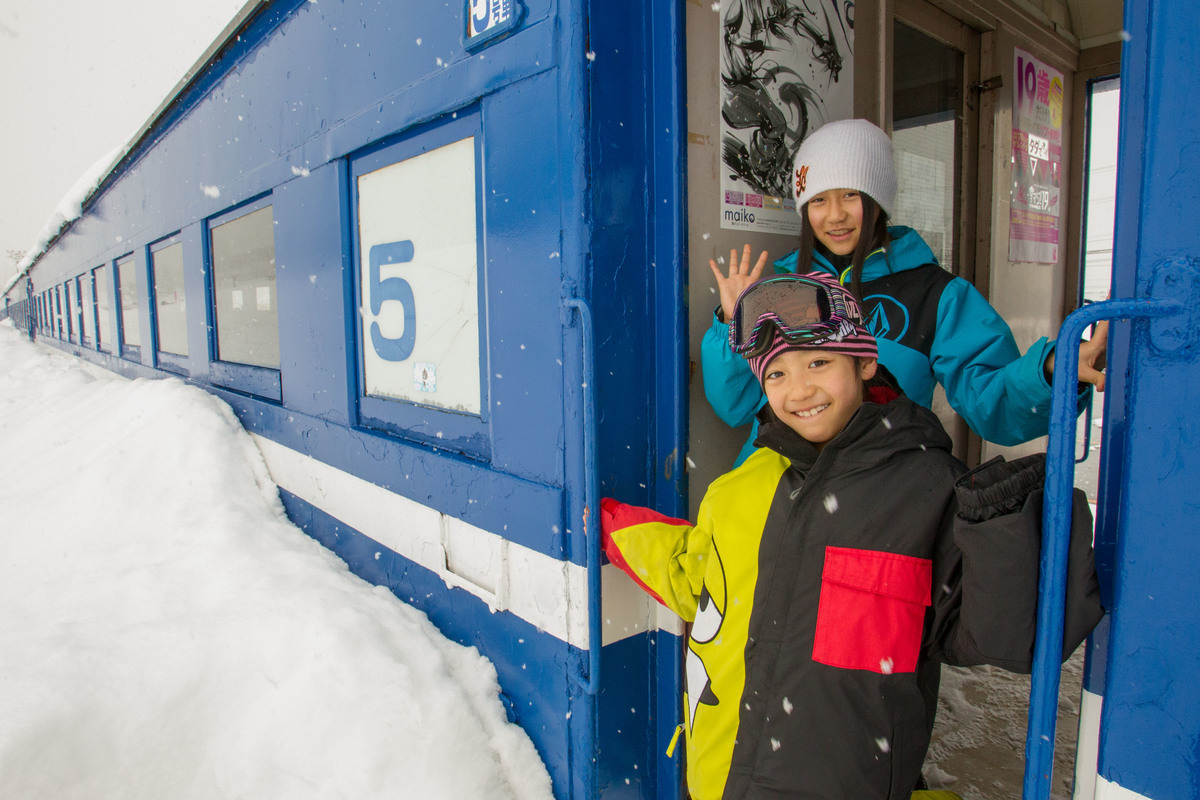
[709, 244, 769, 323]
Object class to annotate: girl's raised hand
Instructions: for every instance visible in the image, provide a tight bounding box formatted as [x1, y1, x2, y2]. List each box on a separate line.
[710, 244, 769, 322]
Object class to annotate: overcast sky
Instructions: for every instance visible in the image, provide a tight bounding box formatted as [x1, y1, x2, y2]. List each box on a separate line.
[0, 0, 248, 288]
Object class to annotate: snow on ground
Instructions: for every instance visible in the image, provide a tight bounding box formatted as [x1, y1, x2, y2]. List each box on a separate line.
[928, 653, 1085, 799]
[0, 322, 553, 800]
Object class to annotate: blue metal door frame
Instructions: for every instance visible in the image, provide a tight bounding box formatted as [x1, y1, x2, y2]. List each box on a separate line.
[585, 0, 689, 795]
[1025, 1, 1200, 797]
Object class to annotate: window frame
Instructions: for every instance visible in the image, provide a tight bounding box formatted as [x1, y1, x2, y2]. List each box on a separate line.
[149, 233, 189, 374]
[204, 194, 282, 401]
[93, 264, 115, 353]
[76, 272, 95, 348]
[54, 285, 64, 339]
[349, 109, 491, 458]
[114, 253, 141, 360]
[62, 281, 75, 343]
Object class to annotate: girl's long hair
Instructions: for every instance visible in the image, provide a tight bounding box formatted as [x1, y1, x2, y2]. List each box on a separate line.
[794, 193, 891, 302]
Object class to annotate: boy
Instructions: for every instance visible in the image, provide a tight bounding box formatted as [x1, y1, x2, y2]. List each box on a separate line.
[602, 273, 1102, 799]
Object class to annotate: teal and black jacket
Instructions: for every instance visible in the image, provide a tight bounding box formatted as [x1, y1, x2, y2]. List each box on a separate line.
[700, 226, 1084, 466]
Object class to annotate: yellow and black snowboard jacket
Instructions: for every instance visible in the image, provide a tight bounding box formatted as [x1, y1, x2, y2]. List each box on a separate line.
[601, 394, 1103, 799]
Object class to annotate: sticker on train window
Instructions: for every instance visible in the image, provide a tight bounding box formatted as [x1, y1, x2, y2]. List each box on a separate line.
[356, 135, 482, 416]
[414, 363, 437, 393]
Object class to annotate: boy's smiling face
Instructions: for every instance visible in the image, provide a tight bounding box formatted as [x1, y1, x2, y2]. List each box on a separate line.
[761, 350, 877, 450]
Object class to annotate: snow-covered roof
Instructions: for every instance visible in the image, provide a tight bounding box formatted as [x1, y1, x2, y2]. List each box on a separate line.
[2, 0, 266, 299]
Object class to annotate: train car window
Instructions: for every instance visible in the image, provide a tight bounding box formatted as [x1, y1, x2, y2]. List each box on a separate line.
[56, 285, 64, 339]
[77, 274, 94, 347]
[62, 281, 75, 343]
[151, 239, 188, 358]
[209, 203, 279, 371]
[116, 254, 141, 356]
[94, 264, 114, 353]
[350, 110, 489, 456]
[72, 278, 86, 345]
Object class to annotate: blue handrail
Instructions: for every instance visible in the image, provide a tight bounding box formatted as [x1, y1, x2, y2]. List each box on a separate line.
[1023, 295, 1183, 800]
[564, 297, 602, 697]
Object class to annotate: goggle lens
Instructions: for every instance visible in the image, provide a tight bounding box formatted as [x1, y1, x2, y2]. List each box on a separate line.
[730, 278, 837, 355]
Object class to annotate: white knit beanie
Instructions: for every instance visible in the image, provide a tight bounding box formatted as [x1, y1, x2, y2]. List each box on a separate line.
[793, 119, 897, 218]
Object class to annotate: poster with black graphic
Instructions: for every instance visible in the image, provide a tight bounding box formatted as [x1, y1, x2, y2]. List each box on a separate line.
[718, 0, 855, 234]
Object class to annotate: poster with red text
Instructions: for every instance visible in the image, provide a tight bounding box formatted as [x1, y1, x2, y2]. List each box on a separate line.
[1009, 47, 1064, 263]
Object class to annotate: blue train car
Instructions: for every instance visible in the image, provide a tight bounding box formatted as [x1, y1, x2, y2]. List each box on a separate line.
[4, 0, 1199, 797]
[6, 1, 687, 796]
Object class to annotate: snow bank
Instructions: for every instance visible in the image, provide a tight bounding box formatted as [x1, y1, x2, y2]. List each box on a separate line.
[0, 323, 553, 800]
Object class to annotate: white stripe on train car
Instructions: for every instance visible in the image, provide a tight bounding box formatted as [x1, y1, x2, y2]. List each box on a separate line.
[251, 433, 682, 648]
[1094, 777, 1151, 799]
[1073, 688, 1102, 798]
[1075, 688, 1154, 800]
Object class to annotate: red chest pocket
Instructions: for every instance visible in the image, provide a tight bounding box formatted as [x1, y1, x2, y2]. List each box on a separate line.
[813, 546, 932, 674]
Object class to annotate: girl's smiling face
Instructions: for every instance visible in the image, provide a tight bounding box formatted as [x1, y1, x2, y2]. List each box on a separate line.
[761, 350, 877, 450]
[806, 189, 864, 256]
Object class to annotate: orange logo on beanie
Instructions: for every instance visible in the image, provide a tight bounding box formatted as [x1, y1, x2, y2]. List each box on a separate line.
[795, 165, 808, 194]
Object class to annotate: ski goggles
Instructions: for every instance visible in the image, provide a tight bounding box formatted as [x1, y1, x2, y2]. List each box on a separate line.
[728, 273, 864, 358]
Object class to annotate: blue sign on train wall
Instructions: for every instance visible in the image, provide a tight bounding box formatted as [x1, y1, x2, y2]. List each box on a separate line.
[465, 0, 523, 48]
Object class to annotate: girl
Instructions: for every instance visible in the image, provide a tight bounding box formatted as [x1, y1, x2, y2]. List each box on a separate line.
[701, 118, 1107, 466]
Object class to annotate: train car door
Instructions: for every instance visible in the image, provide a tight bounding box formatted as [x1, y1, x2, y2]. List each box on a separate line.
[584, 1, 689, 797]
[1069, 0, 1200, 795]
[891, 0, 983, 462]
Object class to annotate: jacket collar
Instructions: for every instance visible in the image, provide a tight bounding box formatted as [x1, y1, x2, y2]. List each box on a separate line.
[773, 226, 938, 284]
[754, 392, 953, 472]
